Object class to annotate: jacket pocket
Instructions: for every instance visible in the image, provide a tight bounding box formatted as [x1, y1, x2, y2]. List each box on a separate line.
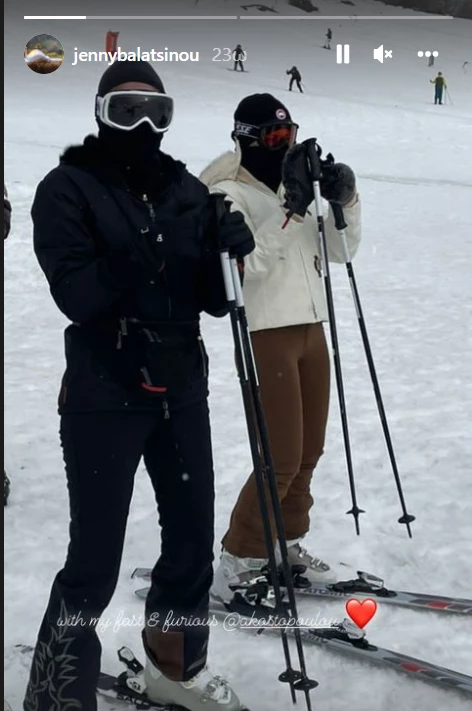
[138, 328, 206, 392]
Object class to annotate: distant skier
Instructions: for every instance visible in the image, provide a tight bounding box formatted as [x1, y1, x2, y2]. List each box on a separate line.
[430, 72, 447, 105]
[3, 471, 9, 506]
[324, 28, 332, 50]
[4, 185, 12, 506]
[286, 65, 303, 92]
[233, 44, 246, 72]
[4, 184, 10, 240]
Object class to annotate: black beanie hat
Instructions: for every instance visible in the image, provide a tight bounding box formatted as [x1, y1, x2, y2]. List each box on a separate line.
[97, 60, 165, 96]
[234, 93, 292, 129]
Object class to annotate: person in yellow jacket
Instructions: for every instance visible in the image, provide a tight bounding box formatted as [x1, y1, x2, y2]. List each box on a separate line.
[430, 72, 447, 105]
[200, 93, 362, 602]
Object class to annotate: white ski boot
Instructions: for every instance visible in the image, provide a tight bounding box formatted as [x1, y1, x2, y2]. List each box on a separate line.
[212, 541, 336, 604]
[281, 538, 337, 585]
[211, 551, 268, 604]
[144, 655, 245, 710]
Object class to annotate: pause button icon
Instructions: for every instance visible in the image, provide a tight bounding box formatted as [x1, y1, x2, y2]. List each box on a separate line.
[336, 44, 350, 64]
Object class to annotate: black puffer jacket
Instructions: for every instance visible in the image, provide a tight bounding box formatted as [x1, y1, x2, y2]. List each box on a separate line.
[32, 135, 229, 413]
[287, 67, 302, 82]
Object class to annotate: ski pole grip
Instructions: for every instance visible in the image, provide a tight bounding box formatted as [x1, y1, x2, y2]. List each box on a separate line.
[230, 257, 244, 308]
[220, 252, 236, 302]
[208, 194, 236, 302]
[305, 138, 323, 182]
[208, 193, 228, 252]
[330, 202, 348, 231]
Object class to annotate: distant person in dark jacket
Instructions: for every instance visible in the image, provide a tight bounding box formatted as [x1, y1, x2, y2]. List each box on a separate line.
[233, 44, 246, 71]
[23, 60, 253, 711]
[430, 72, 447, 104]
[287, 65, 303, 92]
[324, 28, 332, 50]
[4, 185, 12, 506]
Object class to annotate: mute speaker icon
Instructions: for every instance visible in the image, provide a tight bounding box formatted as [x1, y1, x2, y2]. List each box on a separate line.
[373, 45, 393, 63]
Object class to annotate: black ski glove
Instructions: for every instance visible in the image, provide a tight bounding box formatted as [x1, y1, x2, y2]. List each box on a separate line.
[282, 139, 316, 217]
[320, 162, 357, 206]
[214, 201, 255, 259]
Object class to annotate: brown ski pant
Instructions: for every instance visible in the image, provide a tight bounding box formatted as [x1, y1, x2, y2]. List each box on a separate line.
[222, 323, 330, 558]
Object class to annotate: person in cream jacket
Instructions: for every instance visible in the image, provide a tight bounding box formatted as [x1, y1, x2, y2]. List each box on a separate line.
[199, 93, 362, 602]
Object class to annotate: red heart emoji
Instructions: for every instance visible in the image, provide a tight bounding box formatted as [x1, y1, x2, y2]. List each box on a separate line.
[345, 598, 377, 628]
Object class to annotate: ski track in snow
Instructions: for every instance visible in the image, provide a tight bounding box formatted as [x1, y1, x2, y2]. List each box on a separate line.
[4, 1, 472, 709]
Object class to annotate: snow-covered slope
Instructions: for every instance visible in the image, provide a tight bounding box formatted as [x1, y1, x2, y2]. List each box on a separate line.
[4, 1, 472, 709]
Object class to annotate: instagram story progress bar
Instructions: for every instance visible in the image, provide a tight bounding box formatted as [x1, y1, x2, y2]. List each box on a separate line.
[24, 15, 454, 20]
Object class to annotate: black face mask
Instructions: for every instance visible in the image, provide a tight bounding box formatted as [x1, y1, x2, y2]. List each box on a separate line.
[97, 121, 163, 176]
[239, 139, 289, 194]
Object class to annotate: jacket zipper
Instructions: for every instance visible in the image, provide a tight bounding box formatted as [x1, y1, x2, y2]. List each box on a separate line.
[198, 336, 208, 379]
[143, 193, 156, 220]
[116, 318, 128, 350]
[162, 400, 170, 420]
[142, 193, 172, 319]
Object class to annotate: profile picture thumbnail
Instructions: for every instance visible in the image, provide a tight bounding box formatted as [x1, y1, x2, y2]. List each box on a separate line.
[24, 34, 64, 74]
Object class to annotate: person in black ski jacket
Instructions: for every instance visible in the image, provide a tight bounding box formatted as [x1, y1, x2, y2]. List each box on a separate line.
[324, 28, 332, 49]
[4, 185, 12, 506]
[23, 60, 253, 711]
[286, 65, 303, 92]
[233, 44, 245, 72]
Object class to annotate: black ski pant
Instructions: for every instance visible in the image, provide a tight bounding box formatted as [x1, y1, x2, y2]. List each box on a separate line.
[289, 77, 303, 92]
[23, 400, 215, 711]
[234, 59, 244, 71]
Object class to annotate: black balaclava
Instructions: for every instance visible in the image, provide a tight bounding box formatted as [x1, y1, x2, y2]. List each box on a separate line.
[96, 60, 166, 178]
[234, 93, 293, 193]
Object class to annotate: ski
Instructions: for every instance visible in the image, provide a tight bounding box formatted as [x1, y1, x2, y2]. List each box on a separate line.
[208, 598, 472, 696]
[128, 574, 472, 698]
[131, 567, 472, 615]
[130, 571, 471, 695]
[98, 646, 252, 710]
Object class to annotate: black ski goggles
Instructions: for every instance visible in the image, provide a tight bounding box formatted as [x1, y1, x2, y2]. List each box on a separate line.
[233, 120, 299, 150]
[95, 91, 174, 133]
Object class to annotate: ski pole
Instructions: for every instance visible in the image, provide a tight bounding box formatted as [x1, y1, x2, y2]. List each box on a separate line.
[305, 141, 365, 535]
[221, 255, 299, 705]
[328, 199, 416, 539]
[446, 88, 453, 105]
[228, 255, 318, 708]
[213, 195, 318, 709]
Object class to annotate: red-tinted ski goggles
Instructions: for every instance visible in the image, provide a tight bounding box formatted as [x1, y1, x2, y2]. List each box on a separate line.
[233, 120, 299, 150]
[95, 91, 174, 133]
